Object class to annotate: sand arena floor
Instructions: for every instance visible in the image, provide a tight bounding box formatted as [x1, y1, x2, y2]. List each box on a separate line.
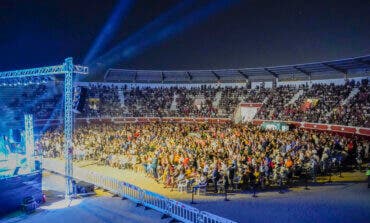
[2, 159, 369, 223]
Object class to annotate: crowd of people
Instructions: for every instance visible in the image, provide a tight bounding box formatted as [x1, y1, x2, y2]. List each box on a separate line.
[327, 80, 369, 127]
[81, 84, 223, 118]
[79, 79, 369, 127]
[2, 75, 368, 194]
[277, 83, 353, 123]
[255, 85, 301, 120]
[38, 122, 369, 193]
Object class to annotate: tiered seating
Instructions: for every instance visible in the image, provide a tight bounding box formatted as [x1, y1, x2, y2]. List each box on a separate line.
[82, 84, 121, 117]
[78, 79, 369, 127]
[256, 86, 300, 120]
[218, 87, 246, 117]
[279, 83, 353, 123]
[124, 87, 174, 117]
[328, 79, 369, 127]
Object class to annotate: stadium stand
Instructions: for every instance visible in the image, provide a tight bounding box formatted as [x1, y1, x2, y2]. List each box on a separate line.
[5, 55, 369, 194]
[77, 79, 369, 127]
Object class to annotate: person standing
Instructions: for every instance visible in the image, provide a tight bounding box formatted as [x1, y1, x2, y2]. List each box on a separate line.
[212, 166, 221, 193]
[310, 157, 317, 183]
[366, 164, 370, 188]
[152, 155, 158, 180]
[228, 160, 237, 189]
[223, 170, 230, 194]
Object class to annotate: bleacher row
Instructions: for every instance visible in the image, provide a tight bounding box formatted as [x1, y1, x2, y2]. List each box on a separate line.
[77, 78, 369, 128]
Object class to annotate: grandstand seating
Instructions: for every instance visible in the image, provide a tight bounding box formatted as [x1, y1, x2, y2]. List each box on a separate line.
[77, 78, 369, 127]
[1, 77, 367, 129]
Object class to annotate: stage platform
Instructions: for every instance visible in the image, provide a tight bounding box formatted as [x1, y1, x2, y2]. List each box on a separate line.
[1, 172, 168, 223]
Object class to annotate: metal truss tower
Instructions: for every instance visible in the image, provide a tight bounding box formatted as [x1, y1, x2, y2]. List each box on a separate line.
[63, 58, 74, 198]
[0, 58, 88, 199]
[24, 114, 35, 171]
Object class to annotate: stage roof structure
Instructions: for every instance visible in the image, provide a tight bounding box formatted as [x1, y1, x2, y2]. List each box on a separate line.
[104, 55, 370, 83]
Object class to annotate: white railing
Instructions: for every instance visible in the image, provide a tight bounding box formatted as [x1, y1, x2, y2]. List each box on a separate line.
[43, 159, 237, 223]
[201, 211, 237, 223]
[141, 189, 168, 214]
[167, 200, 199, 223]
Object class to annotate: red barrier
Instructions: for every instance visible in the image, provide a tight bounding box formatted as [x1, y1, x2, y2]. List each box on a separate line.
[253, 119, 370, 137]
[303, 123, 328, 130]
[359, 128, 370, 136]
[330, 125, 357, 134]
[34, 117, 368, 137]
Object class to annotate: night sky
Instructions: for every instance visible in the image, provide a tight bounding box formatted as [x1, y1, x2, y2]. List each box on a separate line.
[0, 0, 369, 77]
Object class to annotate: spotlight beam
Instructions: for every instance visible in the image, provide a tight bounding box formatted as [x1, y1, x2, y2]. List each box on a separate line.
[89, 0, 240, 74]
[87, 0, 198, 69]
[117, 0, 241, 60]
[40, 97, 63, 134]
[83, 0, 135, 64]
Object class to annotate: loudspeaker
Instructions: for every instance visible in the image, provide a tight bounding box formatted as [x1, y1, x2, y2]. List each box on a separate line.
[76, 88, 88, 113]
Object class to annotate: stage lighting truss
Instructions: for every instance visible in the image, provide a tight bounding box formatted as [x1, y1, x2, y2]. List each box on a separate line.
[0, 64, 88, 82]
[24, 114, 35, 171]
[0, 58, 88, 198]
[0, 76, 53, 87]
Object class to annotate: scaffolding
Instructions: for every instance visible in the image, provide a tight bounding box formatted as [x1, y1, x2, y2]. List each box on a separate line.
[0, 58, 88, 198]
[24, 114, 35, 171]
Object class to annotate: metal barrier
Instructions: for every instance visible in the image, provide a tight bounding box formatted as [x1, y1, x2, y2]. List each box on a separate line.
[141, 189, 168, 213]
[167, 200, 200, 223]
[43, 159, 237, 223]
[200, 211, 237, 223]
[120, 182, 143, 205]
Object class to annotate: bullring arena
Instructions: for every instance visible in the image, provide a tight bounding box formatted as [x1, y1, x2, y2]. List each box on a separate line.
[0, 1, 370, 223]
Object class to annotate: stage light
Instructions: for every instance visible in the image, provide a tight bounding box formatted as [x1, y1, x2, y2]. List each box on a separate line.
[83, 0, 135, 64]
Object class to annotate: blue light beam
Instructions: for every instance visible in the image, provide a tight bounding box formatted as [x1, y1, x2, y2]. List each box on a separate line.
[89, 0, 240, 74]
[87, 0, 198, 70]
[83, 0, 135, 64]
[40, 97, 63, 135]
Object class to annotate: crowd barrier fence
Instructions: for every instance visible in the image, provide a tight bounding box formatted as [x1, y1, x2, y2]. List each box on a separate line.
[43, 159, 237, 223]
[200, 211, 237, 223]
